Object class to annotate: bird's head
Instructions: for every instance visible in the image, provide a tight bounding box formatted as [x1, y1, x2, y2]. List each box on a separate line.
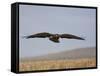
[55, 34, 59, 37]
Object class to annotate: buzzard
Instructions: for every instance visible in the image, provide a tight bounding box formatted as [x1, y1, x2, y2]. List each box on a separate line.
[23, 32, 85, 43]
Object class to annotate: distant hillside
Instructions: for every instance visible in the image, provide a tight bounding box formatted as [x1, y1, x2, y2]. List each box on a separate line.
[21, 47, 96, 61]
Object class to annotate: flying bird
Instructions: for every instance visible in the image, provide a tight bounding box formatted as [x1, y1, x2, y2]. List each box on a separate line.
[23, 32, 85, 43]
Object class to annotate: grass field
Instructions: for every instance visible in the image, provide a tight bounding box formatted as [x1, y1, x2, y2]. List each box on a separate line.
[19, 58, 96, 71]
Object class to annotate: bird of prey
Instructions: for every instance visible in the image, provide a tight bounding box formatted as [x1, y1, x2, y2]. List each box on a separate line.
[23, 32, 85, 43]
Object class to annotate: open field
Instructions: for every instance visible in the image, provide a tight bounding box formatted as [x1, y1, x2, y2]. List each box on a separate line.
[19, 47, 96, 71]
[19, 58, 96, 71]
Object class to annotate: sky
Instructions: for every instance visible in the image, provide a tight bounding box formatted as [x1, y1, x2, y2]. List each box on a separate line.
[19, 4, 96, 58]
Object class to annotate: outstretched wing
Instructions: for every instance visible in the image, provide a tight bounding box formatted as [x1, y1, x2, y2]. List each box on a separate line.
[23, 32, 53, 39]
[59, 34, 85, 40]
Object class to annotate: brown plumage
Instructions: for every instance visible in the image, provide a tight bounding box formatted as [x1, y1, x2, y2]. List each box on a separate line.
[23, 32, 85, 43]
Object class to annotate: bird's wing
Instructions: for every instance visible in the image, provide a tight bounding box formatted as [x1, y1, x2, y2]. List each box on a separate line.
[59, 34, 85, 40]
[24, 32, 53, 39]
